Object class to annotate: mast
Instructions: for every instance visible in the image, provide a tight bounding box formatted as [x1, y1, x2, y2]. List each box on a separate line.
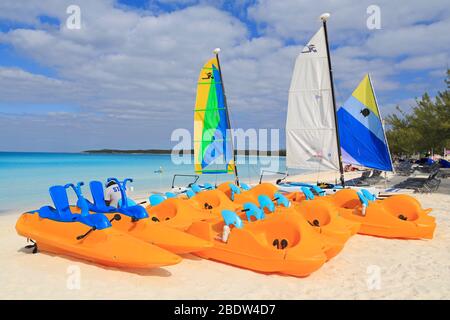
[214, 48, 240, 186]
[320, 13, 345, 187]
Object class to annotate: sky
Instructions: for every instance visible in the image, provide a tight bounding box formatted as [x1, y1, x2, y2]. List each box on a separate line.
[0, 0, 448, 152]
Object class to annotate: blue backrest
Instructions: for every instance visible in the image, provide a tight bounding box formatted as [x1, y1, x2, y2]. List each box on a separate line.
[149, 194, 165, 206]
[258, 195, 275, 213]
[49, 185, 72, 218]
[357, 191, 369, 207]
[229, 183, 241, 201]
[89, 181, 107, 207]
[221, 210, 243, 229]
[301, 187, 315, 200]
[240, 183, 251, 191]
[243, 202, 265, 221]
[361, 189, 376, 202]
[273, 192, 290, 208]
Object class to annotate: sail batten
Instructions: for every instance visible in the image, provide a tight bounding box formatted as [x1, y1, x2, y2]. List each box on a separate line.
[286, 26, 340, 171]
[194, 57, 235, 175]
[337, 74, 393, 172]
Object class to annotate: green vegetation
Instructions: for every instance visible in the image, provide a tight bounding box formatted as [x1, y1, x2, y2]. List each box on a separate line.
[386, 69, 450, 156]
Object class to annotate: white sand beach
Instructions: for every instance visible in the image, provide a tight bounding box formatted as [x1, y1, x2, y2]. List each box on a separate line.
[1, 171, 449, 300]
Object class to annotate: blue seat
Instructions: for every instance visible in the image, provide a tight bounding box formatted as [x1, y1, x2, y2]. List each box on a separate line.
[38, 185, 111, 230]
[118, 204, 147, 220]
[257, 195, 275, 213]
[361, 189, 376, 202]
[191, 184, 202, 193]
[117, 198, 138, 207]
[203, 183, 215, 190]
[240, 183, 251, 191]
[65, 182, 89, 216]
[186, 189, 195, 199]
[311, 185, 326, 196]
[106, 177, 148, 220]
[165, 192, 177, 198]
[221, 210, 243, 229]
[229, 183, 241, 201]
[149, 194, 165, 206]
[243, 203, 265, 221]
[273, 192, 290, 208]
[88, 181, 116, 213]
[301, 187, 315, 200]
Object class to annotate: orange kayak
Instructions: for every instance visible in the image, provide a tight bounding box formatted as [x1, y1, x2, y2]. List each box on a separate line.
[16, 211, 182, 269]
[329, 189, 436, 239]
[187, 211, 327, 277]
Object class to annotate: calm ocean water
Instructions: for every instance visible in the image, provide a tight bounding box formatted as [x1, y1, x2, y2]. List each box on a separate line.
[0, 152, 290, 213]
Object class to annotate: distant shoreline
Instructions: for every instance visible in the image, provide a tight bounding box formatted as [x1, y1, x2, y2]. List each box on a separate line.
[83, 149, 287, 156]
[83, 149, 187, 155]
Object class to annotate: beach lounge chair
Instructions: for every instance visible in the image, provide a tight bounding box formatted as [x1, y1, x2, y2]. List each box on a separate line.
[393, 170, 441, 193]
[363, 170, 383, 185]
[345, 170, 372, 186]
[395, 161, 414, 176]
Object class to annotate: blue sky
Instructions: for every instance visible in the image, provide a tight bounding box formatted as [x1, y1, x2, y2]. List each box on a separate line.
[0, 0, 448, 152]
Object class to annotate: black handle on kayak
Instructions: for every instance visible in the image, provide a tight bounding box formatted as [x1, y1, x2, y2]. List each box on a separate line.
[76, 226, 97, 240]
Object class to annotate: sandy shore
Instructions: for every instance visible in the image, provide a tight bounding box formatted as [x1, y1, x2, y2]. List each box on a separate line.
[1, 171, 449, 300]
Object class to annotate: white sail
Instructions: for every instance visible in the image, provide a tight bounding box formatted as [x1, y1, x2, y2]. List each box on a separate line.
[286, 26, 339, 171]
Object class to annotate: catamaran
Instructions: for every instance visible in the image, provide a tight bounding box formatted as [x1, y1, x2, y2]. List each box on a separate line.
[172, 48, 240, 193]
[274, 13, 395, 196]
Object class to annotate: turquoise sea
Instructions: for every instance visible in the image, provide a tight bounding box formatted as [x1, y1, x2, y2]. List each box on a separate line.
[0, 152, 290, 213]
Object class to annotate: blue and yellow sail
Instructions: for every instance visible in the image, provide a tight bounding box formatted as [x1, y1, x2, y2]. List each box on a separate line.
[194, 56, 235, 174]
[337, 74, 393, 171]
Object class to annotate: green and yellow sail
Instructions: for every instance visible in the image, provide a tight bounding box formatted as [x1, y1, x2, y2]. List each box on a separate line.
[194, 56, 235, 174]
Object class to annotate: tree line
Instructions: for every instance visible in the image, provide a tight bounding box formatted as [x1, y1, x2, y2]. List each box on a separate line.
[385, 69, 450, 156]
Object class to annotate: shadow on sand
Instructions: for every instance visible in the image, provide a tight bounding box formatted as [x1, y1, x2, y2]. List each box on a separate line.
[17, 245, 173, 277]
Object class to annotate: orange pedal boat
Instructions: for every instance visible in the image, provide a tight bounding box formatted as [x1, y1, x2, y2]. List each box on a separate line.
[219, 182, 360, 256]
[146, 197, 214, 230]
[329, 189, 436, 239]
[146, 189, 241, 230]
[187, 210, 327, 277]
[16, 211, 182, 269]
